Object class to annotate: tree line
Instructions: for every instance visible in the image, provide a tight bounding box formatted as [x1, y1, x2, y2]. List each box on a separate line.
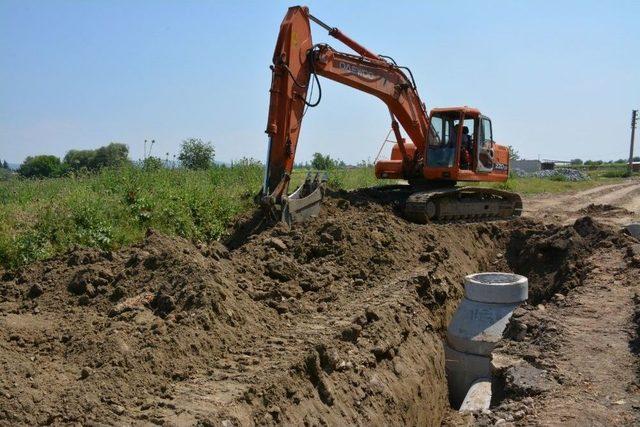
[570, 158, 639, 166]
[11, 138, 216, 179]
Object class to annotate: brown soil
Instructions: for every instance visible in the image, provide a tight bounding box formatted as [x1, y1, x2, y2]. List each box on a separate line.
[1, 182, 639, 426]
[524, 179, 640, 226]
[0, 190, 510, 426]
[484, 221, 640, 425]
[578, 203, 635, 217]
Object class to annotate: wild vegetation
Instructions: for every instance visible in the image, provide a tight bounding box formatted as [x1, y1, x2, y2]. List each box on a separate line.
[1, 141, 635, 269]
[0, 157, 382, 269]
[479, 175, 623, 194]
[0, 164, 261, 268]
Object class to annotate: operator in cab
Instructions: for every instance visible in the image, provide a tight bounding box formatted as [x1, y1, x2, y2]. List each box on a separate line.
[461, 126, 472, 170]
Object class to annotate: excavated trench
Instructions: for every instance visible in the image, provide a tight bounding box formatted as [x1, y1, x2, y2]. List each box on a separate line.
[0, 189, 631, 425]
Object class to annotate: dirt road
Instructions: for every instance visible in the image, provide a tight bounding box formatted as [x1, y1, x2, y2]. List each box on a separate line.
[524, 178, 640, 226]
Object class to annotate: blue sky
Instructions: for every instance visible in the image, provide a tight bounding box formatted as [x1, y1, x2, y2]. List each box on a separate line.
[1, 0, 638, 164]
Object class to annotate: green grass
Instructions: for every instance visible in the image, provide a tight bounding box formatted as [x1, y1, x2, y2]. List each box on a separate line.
[468, 170, 626, 195]
[290, 166, 381, 190]
[480, 177, 621, 195]
[0, 165, 264, 269]
[0, 163, 630, 269]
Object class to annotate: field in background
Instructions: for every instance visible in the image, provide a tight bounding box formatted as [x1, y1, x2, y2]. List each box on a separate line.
[471, 175, 624, 194]
[0, 164, 632, 269]
[0, 165, 265, 269]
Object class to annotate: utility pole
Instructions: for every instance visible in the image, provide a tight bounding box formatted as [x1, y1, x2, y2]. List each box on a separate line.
[630, 110, 638, 173]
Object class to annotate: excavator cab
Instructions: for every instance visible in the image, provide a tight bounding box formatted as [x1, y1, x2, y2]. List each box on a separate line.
[424, 107, 504, 180]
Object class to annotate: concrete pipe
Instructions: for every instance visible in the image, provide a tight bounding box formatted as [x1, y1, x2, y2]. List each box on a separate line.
[444, 272, 528, 410]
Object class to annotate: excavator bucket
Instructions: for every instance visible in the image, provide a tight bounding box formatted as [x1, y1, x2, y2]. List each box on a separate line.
[281, 171, 328, 225]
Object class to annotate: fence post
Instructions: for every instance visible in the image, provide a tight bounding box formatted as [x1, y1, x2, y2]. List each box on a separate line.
[630, 110, 638, 173]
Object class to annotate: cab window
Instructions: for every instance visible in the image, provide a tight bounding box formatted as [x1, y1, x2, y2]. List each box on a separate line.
[482, 118, 492, 143]
[477, 118, 494, 172]
[427, 115, 457, 168]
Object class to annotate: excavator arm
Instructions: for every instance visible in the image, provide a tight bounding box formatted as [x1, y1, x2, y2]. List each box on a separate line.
[311, 46, 430, 168]
[262, 6, 430, 222]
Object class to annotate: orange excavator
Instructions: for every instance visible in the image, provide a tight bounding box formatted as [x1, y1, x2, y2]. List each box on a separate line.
[261, 6, 522, 223]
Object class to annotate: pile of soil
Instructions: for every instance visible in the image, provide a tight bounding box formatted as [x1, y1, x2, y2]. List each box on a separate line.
[0, 189, 632, 425]
[0, 191, 508, 425]
[578, 203, 635, 217]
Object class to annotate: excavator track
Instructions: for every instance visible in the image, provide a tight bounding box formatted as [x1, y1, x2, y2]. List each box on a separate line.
[403, 187, 523, 223]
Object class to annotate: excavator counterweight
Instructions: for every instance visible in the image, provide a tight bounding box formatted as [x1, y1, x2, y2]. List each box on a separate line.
[261, 6, 522, 224]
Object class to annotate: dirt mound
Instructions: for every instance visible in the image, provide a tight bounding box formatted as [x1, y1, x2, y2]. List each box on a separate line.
[0, 230, 277, 425]
[0, 188, 631, 425]
[0, 191, 511, 425]
[578, 203, 635, 217]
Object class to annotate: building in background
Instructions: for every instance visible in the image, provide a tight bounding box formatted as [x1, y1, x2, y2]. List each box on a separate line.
[511, 159, 541, 173]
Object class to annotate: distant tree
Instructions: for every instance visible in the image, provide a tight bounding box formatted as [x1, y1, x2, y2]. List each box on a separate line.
[615, 159, 627, 164]
[570, 158, 583, 165]
[63, 143, 129, 171]
[507, 145, 520, 162]
[178, 138, 215, 170]
[64, 149, 96, 170]
[311, 152, 345, 170]
[18, 155, 61, 178]
[634, 156, 640, 162]
[1, 160, 9, 169]
[584, 160, 603, 166]
[93, 143, 129, 169]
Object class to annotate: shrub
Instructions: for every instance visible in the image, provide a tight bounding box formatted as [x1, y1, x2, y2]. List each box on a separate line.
[549, 174, 568, 182]
[18, 155, 62, 178]
[602, 169, 631, 178]
[0, 168, 12, 181]
[496, 179, 515, 191]
[142, 156, 164, 171]
[178, 138, 215, 170]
